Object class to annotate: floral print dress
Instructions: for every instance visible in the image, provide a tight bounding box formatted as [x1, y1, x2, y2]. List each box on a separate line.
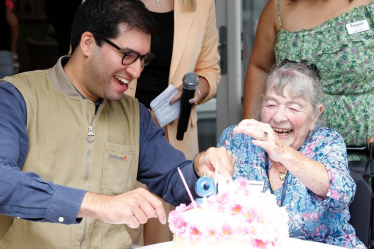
[217, 126, 365, 248]
[274, 0, 374, 160]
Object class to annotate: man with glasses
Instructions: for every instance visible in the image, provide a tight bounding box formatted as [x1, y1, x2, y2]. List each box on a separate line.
[0, 0, 234, 248]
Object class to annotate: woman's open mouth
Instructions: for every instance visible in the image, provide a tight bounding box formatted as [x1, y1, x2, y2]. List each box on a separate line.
[273, 128, 292, 137]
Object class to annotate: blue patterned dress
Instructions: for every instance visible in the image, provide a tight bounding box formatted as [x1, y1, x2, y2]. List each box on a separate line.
[217, 126, 365, 248]
[274, 0, 374, 160]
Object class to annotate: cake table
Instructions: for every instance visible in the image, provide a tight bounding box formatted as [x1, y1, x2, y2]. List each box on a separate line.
[137, 238, 344, 249]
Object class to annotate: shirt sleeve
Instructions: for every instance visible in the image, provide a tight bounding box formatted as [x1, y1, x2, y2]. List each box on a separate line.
[137, 103, 198, 206]
[0, 82, 86, 224]
[307, 128, 356, 211]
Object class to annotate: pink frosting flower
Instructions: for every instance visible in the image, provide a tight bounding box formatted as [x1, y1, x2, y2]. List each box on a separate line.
[168, 212, 186, 235]
[231, 203, 243, 215]
[221, 223, 233, 237]
[204, 224, 220, 242]
[253, 239, 270, 248]
[187, 225, 202, 241]
[215, 192, 229, 205]
[168, 177, 289, 247]
[234, 223, 252, 241]
[175, 203, 194, 213]
[243, 206, 258, 222]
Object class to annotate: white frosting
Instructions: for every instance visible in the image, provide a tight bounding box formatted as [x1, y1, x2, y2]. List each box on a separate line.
[169, 177, 289, 249]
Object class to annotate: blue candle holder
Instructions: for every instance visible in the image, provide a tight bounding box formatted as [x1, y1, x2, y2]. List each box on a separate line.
[195, 176, 217, 205]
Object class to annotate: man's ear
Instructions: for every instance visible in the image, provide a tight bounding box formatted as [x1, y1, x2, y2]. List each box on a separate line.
[80, 32, 96, 57]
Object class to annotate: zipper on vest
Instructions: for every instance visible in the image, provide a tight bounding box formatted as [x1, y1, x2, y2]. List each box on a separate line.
[87, 126, 95, 142]
[80, 100, 102, 248]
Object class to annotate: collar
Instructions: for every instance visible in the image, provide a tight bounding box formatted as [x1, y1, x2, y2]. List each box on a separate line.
[48, 56, 103, 106]
[49, 56, 82, 98]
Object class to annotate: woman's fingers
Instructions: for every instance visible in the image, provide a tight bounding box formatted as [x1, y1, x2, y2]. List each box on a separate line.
[169, 85, 183, 104]
[233, 119, 274, 141]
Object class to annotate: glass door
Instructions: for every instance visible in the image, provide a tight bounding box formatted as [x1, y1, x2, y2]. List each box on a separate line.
[197, 0, 267, 152]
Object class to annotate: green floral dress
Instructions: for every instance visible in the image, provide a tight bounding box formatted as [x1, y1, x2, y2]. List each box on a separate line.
[274, 0, 374, 160]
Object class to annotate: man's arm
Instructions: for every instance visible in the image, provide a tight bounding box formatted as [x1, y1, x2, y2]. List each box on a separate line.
[0, 82, 234, 229]
[136, 103, 198, 205]
[78, 103, 234, 228]
[0, 82, 85, 224]
[76, 103, 191, 228]
[137, 104, 235, 205]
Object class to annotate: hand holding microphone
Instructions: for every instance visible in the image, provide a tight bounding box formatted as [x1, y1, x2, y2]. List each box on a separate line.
[169, 75, 203, 106]
[176, 72, 199, 141]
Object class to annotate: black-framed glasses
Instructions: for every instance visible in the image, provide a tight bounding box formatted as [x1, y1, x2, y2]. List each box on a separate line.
[95, 34, 155, 68]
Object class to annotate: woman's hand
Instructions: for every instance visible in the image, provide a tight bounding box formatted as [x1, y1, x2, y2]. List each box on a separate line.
[169, 76, 210, 105]
[233, 119, 288, 162]
[233, 119, 330, 198]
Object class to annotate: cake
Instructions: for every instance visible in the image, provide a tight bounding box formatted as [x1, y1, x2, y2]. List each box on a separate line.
[168, 177, 289, 249]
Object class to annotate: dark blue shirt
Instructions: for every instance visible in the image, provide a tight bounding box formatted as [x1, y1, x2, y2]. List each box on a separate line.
[0, 81, 198, 224]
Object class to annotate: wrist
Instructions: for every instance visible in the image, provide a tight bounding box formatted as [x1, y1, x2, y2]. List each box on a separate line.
[196, 88, 202, 98]
[278, 146, 297, 168]
[197, 76, 209, 102]
[78, 192, 107, 220]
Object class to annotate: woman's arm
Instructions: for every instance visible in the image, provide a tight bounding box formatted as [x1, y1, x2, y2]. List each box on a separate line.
[275, 146, 330, 198]
[233, 119, 331, 197]
[170, 0, 220, 105]
[276, 130, 354, 208]
[243, 0, 278, 120]
[192, 0, 220, 105]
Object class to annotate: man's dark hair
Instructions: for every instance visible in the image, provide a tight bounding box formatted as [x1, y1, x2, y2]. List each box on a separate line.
[70, 0, 158, 53]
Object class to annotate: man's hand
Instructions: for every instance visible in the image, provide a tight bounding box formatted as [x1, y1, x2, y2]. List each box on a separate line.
[193, 147, 235, 182]
[78, 188, 166, 228]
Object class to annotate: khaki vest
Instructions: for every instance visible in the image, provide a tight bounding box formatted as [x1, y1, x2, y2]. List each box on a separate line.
[0, 69, 140, 249]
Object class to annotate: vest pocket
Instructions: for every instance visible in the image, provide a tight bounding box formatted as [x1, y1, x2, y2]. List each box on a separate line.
[102, 142, 136, 195]
[90, 220, 132, 249]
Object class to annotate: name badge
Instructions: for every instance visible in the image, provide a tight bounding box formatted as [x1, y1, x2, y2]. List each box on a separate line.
[247, 180, 264, 192]
[346, 20, 370, 35]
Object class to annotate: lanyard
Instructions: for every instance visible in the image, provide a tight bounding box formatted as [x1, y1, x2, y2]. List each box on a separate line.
[265, 152, 288, 206]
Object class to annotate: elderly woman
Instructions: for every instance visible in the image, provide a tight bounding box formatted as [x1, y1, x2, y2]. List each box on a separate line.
[217, 62, 365, 248]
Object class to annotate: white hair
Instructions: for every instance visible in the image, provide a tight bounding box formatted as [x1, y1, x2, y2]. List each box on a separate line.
[265, 62, 324, 120]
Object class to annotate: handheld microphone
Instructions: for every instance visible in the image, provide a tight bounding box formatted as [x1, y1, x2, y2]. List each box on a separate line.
[176, 72, 199, 141]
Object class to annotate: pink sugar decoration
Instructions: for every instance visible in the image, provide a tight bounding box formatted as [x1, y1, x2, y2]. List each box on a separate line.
[177, 167, 198, 209]
[168, 177, 290, 246]
[231, 203, 243, 214]
[222, 223, 233, 236]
